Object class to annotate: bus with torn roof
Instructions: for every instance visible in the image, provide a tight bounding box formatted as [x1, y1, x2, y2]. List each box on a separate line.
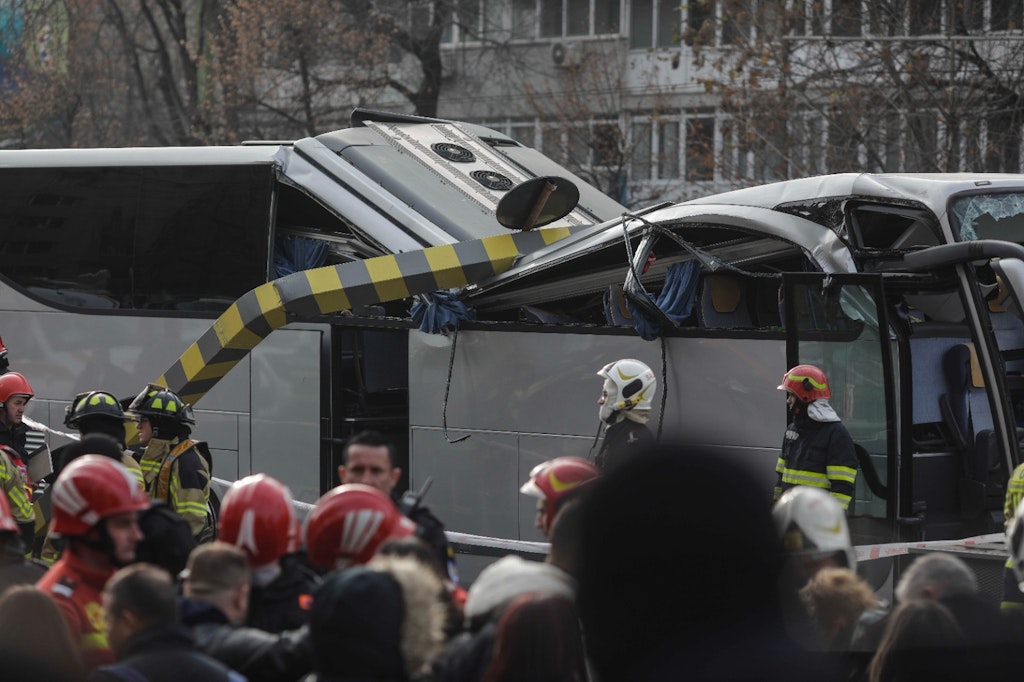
[4, 111, 1024, 588]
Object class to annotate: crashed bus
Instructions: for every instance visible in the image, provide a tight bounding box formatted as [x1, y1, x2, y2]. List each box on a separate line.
[2, 111, 1024, 587]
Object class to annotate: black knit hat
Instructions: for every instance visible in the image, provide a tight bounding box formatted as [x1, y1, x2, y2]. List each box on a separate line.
[310, 567, 406, 678]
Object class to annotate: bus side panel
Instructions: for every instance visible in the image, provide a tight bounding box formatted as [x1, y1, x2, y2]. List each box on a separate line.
[249, 327, 324, 503]
[408, 329, 786, 538]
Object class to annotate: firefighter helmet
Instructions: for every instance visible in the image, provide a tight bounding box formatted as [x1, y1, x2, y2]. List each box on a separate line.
[772, 486, 855, 570]
[64, 390, 131, 428]
[597, 359, 657, 415]
[50, 455, 149, 536]
[0, 372, 33, 406]
[778, 364, 832, 402]
[303, 484, 415, 570]
[520, 457, 600, 534]
[127, 384, 195, 424]
[219, 474, 296, 569]
[0, 488, 18, 534]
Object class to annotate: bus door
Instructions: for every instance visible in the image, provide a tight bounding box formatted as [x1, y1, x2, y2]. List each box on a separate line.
[783, 273, 900, 586]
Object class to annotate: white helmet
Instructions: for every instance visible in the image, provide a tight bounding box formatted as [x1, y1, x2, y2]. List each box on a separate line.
[1008, 499, 1024, 591]
[597, 359, 657, 421]
[772, 487, 855, 571]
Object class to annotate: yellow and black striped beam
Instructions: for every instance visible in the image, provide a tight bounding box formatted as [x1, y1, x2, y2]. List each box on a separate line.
[155, 226, 578, 405]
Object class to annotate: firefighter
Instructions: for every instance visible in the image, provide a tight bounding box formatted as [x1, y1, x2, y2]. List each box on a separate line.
[62, 390, 144, 487]
[37, 455, 148, 670]
[1002, 463, 1024, 609]
[218, 473, 320, 632]
[519, 456, 600, 538]
[0, 372, 35, 547]
[773, 486, 856, 587]
[128, 384, 213, 541]
[594, 358, 657, 470]
[774, 364, 859, 511]
[303, 483, 416, 573]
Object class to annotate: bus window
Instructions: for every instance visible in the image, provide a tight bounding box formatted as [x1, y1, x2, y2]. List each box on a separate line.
[0, 165, 274, 312]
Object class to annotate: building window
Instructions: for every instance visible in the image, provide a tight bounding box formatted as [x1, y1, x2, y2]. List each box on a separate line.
[539, 0, 620, 37]
[629, 0, 679, 48]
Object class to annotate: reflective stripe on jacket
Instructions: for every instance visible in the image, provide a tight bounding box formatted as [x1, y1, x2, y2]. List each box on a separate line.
[773, 418, 858, 510]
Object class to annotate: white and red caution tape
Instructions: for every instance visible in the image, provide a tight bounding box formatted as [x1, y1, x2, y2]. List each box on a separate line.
[854, 533, 1006, 562]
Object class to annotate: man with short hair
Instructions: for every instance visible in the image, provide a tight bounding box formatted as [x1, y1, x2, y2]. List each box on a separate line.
[338, 430, 457, 584]
[37, 455, 148, 670]
[179, 542, 312, 682]
[94, 562, 244, 682]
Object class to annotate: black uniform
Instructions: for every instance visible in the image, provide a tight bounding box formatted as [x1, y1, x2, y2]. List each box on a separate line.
[595, 418, 654, 471]
[403, 502, 459, 585]
[247, 553, 319, 633]
[774, 410, 858, 510]
[0, 418, 29, 459]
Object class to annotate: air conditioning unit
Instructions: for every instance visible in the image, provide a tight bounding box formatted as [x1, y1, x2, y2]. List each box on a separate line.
[551, 41, 583, 68]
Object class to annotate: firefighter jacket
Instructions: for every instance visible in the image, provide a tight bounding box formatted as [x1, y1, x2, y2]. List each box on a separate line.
[774, 411, 859, 510]
[37, 548, 116, 670]
[0, 446, 33, 528]
[595, 417, 654, 471]
[139, 437, 212, 539]
[0, 417, 29, 459]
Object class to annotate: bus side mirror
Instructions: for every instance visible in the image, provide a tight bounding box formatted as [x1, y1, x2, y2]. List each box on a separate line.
[992, 258, 1024, 320]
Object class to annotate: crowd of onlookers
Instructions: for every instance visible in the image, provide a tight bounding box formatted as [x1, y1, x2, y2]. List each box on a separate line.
[2, 438, 1024, 681]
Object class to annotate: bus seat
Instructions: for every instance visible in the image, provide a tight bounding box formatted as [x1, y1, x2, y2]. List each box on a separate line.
[942, 343, 1004, 517]
[697, 274, 752, 328]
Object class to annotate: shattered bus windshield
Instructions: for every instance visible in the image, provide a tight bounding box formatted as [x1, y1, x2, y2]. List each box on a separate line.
[952, 192, 1024, 242]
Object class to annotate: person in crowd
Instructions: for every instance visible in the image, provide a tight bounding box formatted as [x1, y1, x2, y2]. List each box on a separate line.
[575, 441, 841, 682]
[519, 456, 599, 539]
[217, 473, 318, 633]
[434, 536, 576, 682]
[179, 542, 312, 682]
[867, 600, 965, 682]
[303, 482, 417, 573]
[593, 358, 657, 470]
[480, 593, 588, 682]
[37, 455, 148, 670]
[774, 364, 858, 510]
[0, 487, 46, 591]
[129, 384, 213, 541]
[93, 562, 245, 682]
[0, 585, 87, 681]
[305, 555, 446, 682]
[338, 430, 458, 585]
[377, 535, 466, 640]
[0, 371, 36, 547]
[800, 567, 881, 651]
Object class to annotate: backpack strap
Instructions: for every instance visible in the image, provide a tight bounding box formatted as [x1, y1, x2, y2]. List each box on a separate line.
[156, 439, 196, 501]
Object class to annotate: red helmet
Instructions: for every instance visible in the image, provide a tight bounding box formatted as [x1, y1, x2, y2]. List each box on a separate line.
[219, 474, 295, 568]
[303, 484, 415, 570]
[0, 488, 18, 533]
[0, 372, 33, 406]
[520, 457, 600, 534]
[51, 455, 149, 536]
[777, 364, 831, 402]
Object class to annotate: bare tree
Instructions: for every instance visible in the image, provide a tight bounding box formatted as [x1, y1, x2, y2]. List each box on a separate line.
[685, 0, 1024, 181]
